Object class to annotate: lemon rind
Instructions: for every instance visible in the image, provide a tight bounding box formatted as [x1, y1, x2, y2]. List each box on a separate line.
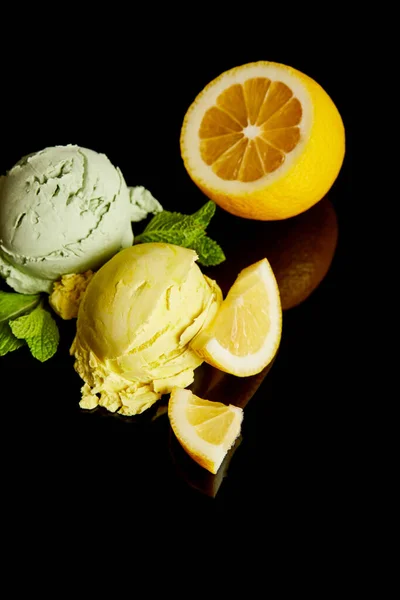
[168, 388, 243, 474]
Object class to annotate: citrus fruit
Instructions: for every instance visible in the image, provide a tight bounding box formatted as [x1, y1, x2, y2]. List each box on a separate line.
[190, 258, 282, 376]
[180, 61, 345, 220]
[168, 386, 243, 474]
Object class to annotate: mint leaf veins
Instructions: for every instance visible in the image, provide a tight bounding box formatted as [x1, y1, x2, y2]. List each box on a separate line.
[10, 304, 60, 362]
[0, 290, 40, 322]
[0, 290, 42, 357]
[0, 322, 25, 356]
[134, 201, 225, 266]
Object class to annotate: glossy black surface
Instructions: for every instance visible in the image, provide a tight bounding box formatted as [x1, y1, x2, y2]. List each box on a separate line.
[1, 42, 353, 521]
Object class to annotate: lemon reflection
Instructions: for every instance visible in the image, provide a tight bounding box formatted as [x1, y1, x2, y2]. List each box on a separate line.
[204, 196, 338, 310]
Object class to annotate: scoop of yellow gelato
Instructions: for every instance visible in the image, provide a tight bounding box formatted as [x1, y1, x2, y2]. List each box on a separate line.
[71, 243, 222, 416]
[49, 271, 94, 319]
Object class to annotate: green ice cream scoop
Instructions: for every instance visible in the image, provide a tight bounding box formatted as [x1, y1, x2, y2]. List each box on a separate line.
[0, 145, 162, 294]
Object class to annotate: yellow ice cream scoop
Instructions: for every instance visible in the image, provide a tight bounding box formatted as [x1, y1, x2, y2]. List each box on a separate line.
[71, 243, 222, 416]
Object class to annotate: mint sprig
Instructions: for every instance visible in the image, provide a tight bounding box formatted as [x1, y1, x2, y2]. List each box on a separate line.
[134, 201, 225, 266]
[0, 291, 59, 361]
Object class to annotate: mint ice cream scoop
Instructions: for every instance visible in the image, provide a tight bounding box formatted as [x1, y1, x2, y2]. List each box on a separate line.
[0, 145, 162, 294]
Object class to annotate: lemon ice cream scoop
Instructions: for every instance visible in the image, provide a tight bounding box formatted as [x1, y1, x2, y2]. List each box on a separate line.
[71, 243, 222, 416]
[0, 145, 162, 294]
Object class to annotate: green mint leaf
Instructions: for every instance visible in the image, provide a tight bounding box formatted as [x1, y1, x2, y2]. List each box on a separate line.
[26, 312, 60, 362]
[10, 305, 60, 362]
[135, 201, 216, 241]
[136, 225, 206, 247]
[0, 322, 25, 356]
[134, 229, 188, 245]
[134, 201, 225, 264]
[136, 209, 186, 237]
[190, 201, 216, 229]
[0, 290, 40, 323]
[191, 236, 226, 266]
[9, 304, 44, 338]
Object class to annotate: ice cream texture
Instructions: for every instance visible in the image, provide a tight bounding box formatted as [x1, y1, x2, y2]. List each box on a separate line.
[71, 243, 222, 416]
[0, 145, 162, 294]
[49, 270, 94, 320]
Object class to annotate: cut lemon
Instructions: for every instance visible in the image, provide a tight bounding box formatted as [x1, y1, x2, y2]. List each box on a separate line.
[190, 258, 282, 376]
[180, 61, 345, 220]
[168, 387, 243, 474]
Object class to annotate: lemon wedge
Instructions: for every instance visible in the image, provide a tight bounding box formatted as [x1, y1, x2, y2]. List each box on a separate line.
[190, 258, 282, 376]
[168, 387, 243, 474]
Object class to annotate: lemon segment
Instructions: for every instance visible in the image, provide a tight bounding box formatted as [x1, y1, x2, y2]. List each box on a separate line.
[168, 387, 243, 474]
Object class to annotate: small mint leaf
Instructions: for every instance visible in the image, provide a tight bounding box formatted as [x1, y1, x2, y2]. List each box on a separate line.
[191, 236, 226, 266]
[9, 304, 44, 338]
[190, 201, 216, 229]
[136, 209, 183, 236]
[10, 305, 60, 362]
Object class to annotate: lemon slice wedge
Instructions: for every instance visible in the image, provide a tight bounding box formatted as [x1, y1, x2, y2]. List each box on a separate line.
[191, 258, 282, 376]
[168, 387, 243, 474]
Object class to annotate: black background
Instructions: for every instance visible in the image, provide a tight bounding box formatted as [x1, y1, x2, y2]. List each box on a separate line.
[0, 25, 354, 534]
